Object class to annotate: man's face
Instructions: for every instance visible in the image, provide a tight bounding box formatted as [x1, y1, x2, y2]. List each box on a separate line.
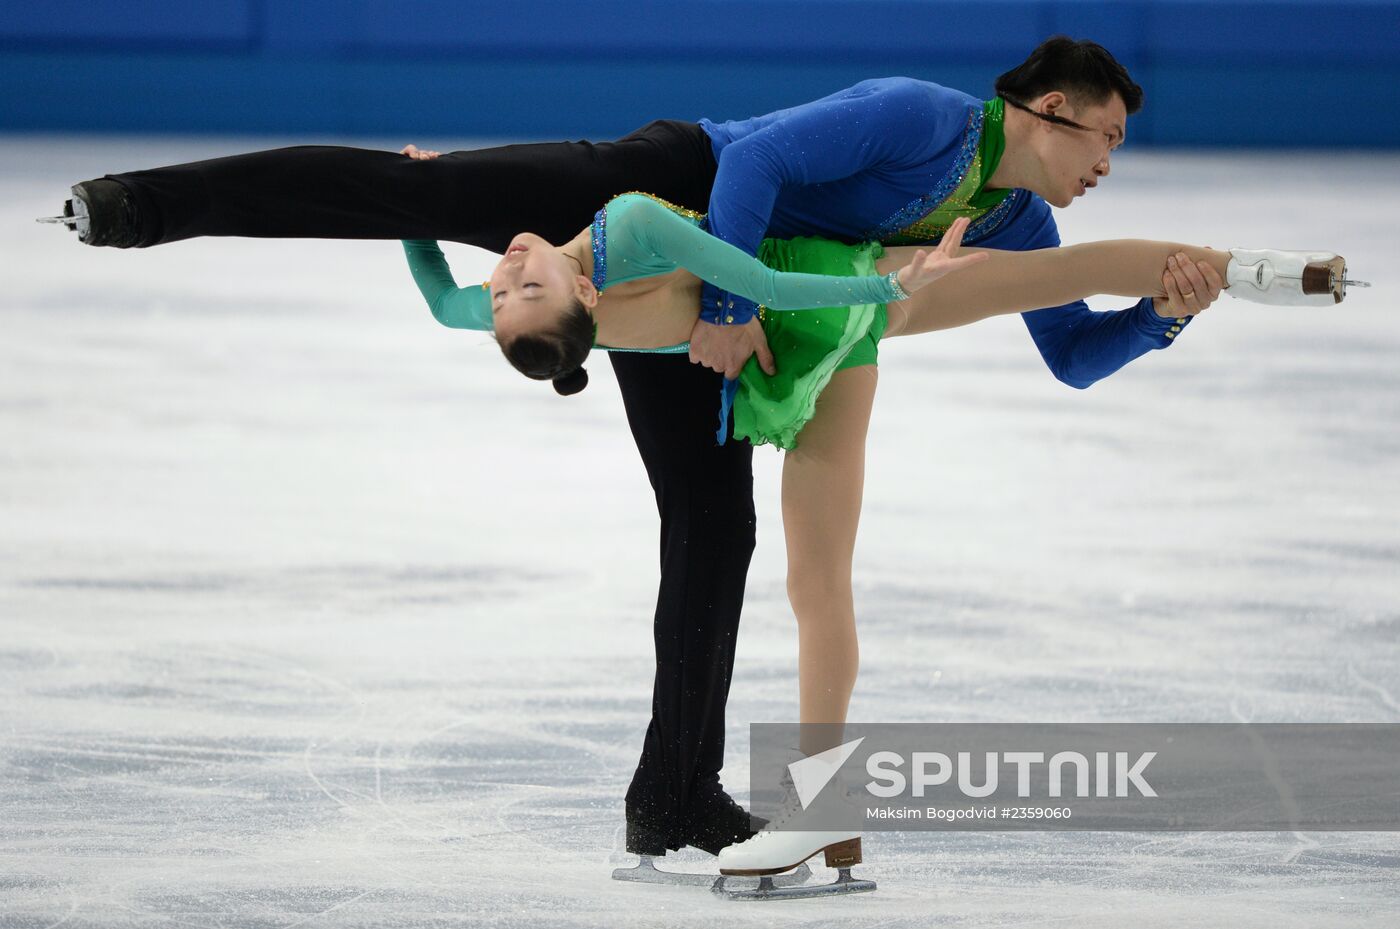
[1032, 92, 1128, 208]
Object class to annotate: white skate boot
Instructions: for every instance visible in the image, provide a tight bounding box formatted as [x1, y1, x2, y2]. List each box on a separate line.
[1226, 249, 1369, 306]
[712, 767, 875, 901]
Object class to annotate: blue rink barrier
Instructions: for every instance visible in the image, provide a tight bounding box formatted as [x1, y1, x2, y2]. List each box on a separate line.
[2, 0, 1397, 146]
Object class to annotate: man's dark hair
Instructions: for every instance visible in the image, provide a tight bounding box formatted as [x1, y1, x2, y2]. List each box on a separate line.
[500, 298, 594, 396]
[995, 36, 1143, 115]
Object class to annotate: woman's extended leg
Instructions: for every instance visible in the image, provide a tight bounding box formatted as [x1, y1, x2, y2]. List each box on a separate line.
[780, 365, 878, 758]
[878, 240, 1230, 338]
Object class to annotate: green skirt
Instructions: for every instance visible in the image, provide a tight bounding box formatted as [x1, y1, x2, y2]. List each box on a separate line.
[733, 237, 888, 451]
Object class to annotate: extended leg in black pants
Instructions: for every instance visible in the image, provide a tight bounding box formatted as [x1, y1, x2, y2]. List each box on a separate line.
[103, 121, 758, 855]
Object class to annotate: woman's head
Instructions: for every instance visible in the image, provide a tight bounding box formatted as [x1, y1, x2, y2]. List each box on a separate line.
[500, 296, 594, 395]
[490, 233, 597, 395]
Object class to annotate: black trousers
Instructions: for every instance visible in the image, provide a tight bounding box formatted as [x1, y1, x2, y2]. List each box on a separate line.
[112, 120, 754, 845]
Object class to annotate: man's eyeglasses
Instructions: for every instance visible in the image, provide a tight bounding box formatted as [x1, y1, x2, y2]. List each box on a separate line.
[1002, 95, 1100, 134]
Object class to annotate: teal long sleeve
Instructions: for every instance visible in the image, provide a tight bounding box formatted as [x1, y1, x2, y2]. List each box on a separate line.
[402, 239, 493, 331]
[602, 194, 900, 310]
[400, 196, 902, 341]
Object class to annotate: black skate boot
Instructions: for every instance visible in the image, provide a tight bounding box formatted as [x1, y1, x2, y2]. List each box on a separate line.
[624, 783, 765, 857]
[624, 801, 681, 858]
[615, 787, 800, 887]
[678, 783, 766, 855]
[614, 786, 809, 888]
[36, 179, 143, 247]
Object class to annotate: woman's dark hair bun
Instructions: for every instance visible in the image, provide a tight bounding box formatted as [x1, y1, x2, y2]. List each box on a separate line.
[500, 297, 594, 395]
[552, 366, 588, 396]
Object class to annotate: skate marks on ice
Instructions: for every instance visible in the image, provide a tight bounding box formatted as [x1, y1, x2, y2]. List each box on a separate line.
[1, 626, 660, 927]
[3, 142, 1400, 926]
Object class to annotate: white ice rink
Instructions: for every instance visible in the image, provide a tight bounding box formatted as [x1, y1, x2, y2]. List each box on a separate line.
[2, 138, 1398, 928]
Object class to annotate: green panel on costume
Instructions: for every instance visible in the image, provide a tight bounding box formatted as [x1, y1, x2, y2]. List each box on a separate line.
[734, 237, 888, 452]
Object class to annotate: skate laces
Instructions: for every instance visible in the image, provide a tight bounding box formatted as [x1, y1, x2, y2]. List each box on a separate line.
[751, 773, 805, 835]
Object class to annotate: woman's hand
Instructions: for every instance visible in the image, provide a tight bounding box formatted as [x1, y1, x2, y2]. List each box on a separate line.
[895, 216, 990, 296]
[401, 144, 441, 160]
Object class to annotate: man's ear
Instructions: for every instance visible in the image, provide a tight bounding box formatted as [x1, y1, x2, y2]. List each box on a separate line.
[1038, 90, 1068, 117]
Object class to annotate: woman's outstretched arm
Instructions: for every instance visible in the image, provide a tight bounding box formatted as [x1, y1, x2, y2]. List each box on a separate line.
[615, 195, 983, 311]
[401, 240, 494, 331]
[877, 240, 1228, 339]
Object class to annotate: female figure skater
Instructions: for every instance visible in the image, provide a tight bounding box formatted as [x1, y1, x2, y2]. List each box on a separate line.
[399, 175, 1360, 887]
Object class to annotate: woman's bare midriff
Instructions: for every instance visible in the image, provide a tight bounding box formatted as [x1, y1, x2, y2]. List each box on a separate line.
[591, 269, 704, 348]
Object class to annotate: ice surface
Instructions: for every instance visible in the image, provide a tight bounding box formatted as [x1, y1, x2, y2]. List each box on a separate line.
[2, 137, 1398, 927]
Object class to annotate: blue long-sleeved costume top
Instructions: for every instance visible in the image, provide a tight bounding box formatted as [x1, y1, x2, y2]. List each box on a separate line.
[697, 77, 1187, 391]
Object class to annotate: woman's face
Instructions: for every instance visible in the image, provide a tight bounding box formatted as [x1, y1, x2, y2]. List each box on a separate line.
[488, 232, 590, 340]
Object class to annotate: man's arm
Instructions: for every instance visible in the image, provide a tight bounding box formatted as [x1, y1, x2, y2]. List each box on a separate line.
[700, 79, 957, 326]
[1021, 297, 1181, 389]
[998, 198, 1210, 388]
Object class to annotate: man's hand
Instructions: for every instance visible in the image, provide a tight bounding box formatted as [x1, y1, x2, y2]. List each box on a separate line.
[1153, 251, 1224, 318]
[688, 315, 777, 380]
[401, 144, 441, 161]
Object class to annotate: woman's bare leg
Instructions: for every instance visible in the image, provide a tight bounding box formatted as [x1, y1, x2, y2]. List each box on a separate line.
[781, 366, 878, 757]
[877, 241, 1231, 338]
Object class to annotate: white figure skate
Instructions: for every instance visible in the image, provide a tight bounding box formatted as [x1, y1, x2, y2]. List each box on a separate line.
[713, 831, 872, 901]
[712, 769, 875, 901]
[1226, 249, 1369, 305]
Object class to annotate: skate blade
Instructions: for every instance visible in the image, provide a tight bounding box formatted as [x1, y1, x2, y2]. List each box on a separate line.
[613, 856, 811, 888]
[1334, 266, 1371, 302]
[613, 857, 812, 888]
[38, 197, 86, 236]
[713, 866, 875, 901]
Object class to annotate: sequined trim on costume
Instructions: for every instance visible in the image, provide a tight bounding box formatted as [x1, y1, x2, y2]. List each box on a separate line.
[885, 270, 911, 301]
[590, 192, 708, 293]
[589, 206, 608, 291]
[865, 107, 983, 243]
[598, 342, 691, 354]
[965, 188, 1020, 242]
[616, 190, 706, 222]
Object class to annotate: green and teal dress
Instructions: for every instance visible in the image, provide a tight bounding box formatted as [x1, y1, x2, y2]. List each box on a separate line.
[404, 190, 939, 450]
